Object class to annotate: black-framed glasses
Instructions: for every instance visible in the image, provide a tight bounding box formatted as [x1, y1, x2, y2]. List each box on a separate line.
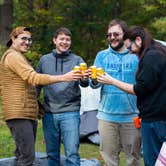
[106, 32, 122, 38]
[19, 37, 32, 44]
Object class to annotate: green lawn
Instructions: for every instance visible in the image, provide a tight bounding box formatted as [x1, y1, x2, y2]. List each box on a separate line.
[0, 120, 106, 163]
[0, 105, 144, 165]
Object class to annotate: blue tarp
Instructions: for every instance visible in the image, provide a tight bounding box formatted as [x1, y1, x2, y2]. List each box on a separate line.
[0, 152, 101, 166]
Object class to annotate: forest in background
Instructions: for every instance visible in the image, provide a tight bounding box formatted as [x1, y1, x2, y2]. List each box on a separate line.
[0, 0, 166, 65]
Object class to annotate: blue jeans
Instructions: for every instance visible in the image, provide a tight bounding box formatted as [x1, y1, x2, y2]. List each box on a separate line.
[42, 112, 80, 166]
[141, 121, 166, 166]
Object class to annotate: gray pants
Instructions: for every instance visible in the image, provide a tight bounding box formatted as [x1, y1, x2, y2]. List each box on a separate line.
[7, 119, 37, 166]
[98, 120, 141, 166]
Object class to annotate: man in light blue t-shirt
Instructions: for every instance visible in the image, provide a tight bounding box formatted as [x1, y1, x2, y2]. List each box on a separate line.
[90, 19, 141, 166]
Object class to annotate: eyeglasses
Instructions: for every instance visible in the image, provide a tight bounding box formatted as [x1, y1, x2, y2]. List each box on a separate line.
[19, 37, 32, 44]
[106, 32, 123, 38]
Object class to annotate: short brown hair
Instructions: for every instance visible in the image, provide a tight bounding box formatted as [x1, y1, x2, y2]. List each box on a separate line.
[54, 27, 72, 38]
[108, 19, 128, 33]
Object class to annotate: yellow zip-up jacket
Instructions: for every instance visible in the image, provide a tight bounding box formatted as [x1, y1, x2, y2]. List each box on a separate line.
[0, 48, 56, 121]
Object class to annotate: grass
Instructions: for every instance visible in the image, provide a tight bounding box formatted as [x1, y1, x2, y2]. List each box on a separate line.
[0, 119, 106, 163]
[0, 105, 144, 166]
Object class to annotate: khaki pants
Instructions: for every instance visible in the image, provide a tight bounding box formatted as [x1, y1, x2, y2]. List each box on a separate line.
[98, 120, 141, 166]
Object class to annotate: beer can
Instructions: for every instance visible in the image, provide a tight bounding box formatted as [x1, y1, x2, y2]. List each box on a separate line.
[73, 66, 81, 73]
[80, 63, 87, 74]
[89, 66, 97, 79]
[97, 68, 105, 75]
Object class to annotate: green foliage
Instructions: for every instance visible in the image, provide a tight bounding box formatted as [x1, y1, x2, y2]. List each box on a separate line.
[0, 45, 7, 59]
[13, 0, 62, 67]
[25, 50, 41, 67]
[11, 0, 166, 65]
[151, 18, 166, 40]
[56, 0, 117, 65]
[13, 0, 63, 55]
[0, 125, 15, 158]
[119, 0, 166, 42]
[0, 0, 4, 5]
[12, 0, 118, 65]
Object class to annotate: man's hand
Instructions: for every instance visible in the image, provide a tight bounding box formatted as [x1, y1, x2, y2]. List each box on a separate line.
[81, 69, 89, 81]
[62, 70, 83, 82]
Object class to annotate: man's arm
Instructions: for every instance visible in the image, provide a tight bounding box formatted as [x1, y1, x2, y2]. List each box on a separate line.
[5, 52, 83, 86]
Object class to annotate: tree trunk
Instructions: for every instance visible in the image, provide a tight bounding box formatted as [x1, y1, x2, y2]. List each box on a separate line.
[0, 0, 13, 45]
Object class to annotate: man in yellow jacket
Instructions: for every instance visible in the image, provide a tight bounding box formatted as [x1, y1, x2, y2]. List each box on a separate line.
[0, 26, 84, 166]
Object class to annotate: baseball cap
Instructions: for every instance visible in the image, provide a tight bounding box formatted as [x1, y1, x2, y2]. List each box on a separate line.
[6, 26, 31, 47]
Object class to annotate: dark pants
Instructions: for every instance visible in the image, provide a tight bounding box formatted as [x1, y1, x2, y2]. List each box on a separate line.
[6, 119, 37, 166]
[141, 121, 166, 166]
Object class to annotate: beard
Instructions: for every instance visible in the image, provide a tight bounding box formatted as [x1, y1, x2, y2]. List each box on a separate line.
[110, 39, 124, 51]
